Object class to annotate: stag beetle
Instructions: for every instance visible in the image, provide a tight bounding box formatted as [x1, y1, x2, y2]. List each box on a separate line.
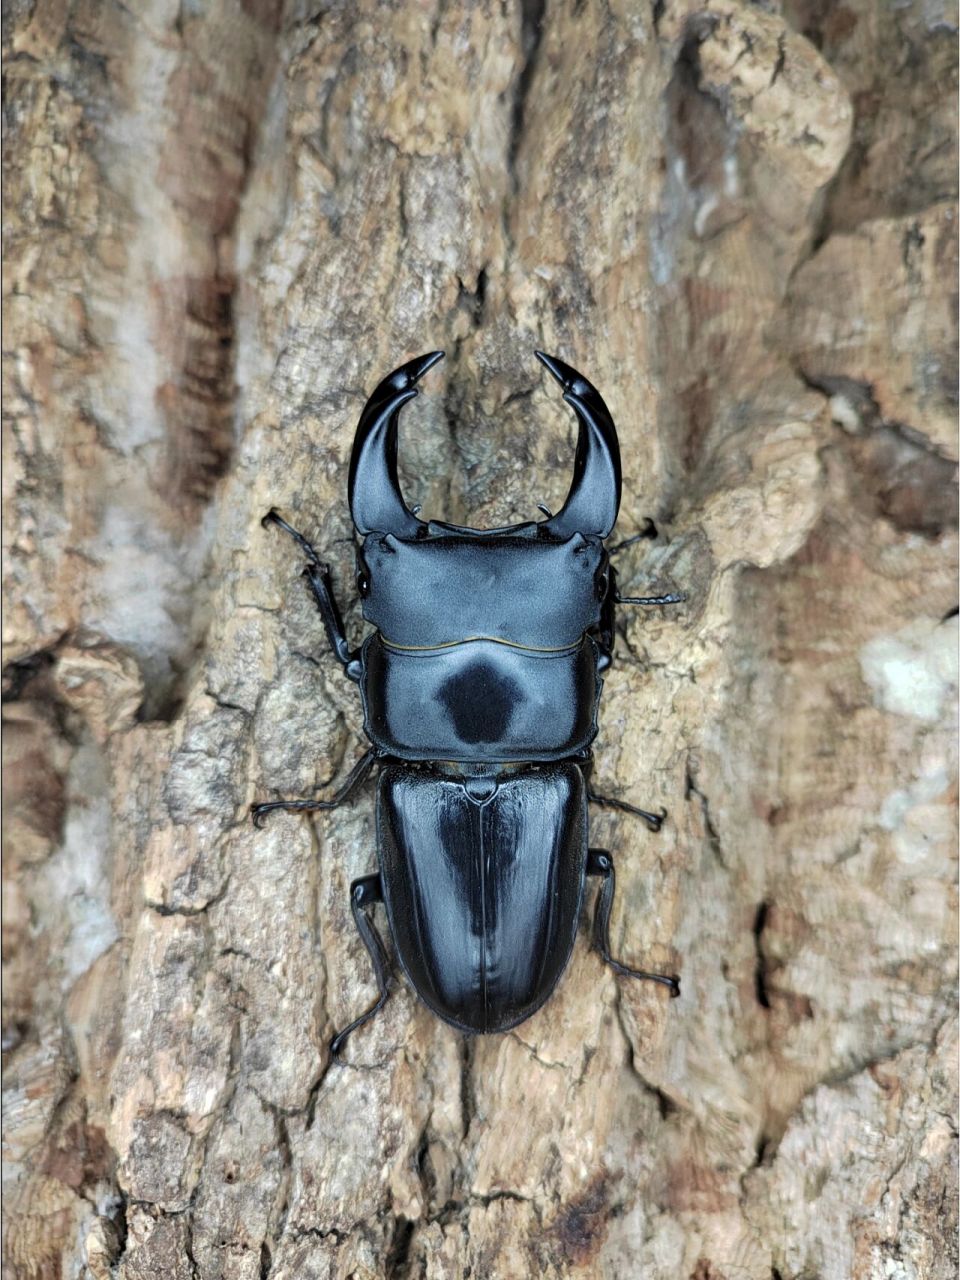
[253, 351, 684, 1054]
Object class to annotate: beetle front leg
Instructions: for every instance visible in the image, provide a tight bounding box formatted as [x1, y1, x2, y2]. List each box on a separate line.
[262, 508, 361, 680]
[251, 749, 376, 828]
[587, 848, 680, 997]
[330, 874, 392, 1058]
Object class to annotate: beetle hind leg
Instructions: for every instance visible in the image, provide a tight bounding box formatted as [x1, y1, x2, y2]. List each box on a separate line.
[251, 750, 376, 828]
[587, 848, 680, 997]
[330, 874, 392, 1057]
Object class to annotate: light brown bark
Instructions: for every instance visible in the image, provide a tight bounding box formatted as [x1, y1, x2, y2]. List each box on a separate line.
[3, 2, 957, 1278]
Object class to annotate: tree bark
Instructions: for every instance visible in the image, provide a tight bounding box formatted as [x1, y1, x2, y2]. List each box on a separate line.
[3, 2, 956, 1278]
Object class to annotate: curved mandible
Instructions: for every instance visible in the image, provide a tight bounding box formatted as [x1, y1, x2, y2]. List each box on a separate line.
[348, 351, 445, 536]
[535, 351, 622, 540]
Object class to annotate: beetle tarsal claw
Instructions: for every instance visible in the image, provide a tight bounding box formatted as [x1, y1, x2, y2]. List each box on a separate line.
[651, 806, 668, 832]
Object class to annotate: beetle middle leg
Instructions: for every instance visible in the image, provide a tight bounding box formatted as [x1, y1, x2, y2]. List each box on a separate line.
[330, 874, 392, 1057]
[251, 749, 377, 828]
[588, 790, 667, 832]
[584, 754, 667, 832]
[587, 848, 680, 997]
[262, 507, 360, 678]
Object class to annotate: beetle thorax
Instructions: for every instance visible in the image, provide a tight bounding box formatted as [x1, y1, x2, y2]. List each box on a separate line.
[360, 530, 605, 651]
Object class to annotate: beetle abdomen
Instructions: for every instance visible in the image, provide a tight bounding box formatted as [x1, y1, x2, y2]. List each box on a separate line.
[377, 763, 587, 1033]
[361, 635, 601, 762]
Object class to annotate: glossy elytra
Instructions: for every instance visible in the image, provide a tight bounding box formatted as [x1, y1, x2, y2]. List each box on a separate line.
[252, 351, 685, 1054]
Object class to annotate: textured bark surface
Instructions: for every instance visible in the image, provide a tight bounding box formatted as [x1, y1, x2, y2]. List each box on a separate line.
[2, 2, 957, 1278]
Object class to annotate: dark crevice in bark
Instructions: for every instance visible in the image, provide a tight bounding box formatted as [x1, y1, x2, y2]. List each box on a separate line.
[507, 0, 546, 192]
[413, 1125, 436, 1208]
[752, 901, 772, 1010]
[266, 1105, 292, 1254]
[456, 267, 488, 327]
[507, 1031, 569, 1074]
[303, 1063, 329, 1131]
[384, 1215, 415, 1277]
[204, 688, 251, 716]
[1, 647, 57, 702]
[783, 1, 958, 239]
[1, 641, 94, 748]
[259, 1239, 272, 1279]
[184, 1210, 200, 1280]
[798, 367, 959, 537]
[145, 875, 231, 918]
[289, 1224, 346, 1244]
[613, 984, 682, 1122]
[799, 367, 952, 454]
[685, 760, 727, 870]
[459, 1035, 476, 1141]
[753, 1130, 775, 1167]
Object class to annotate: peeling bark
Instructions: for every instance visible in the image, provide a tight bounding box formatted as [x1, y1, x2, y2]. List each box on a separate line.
[3, 2, 957, 1278]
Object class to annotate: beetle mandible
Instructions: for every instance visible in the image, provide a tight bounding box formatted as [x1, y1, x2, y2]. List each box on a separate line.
[253, 351, 684, 1054]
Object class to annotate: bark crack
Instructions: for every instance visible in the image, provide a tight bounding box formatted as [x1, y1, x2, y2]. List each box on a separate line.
[685, 759, 727, 870]
[507, 0, 546, 194]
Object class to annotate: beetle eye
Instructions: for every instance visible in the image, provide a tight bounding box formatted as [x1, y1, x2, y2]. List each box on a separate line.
[357, 569, 370, 597]
[595, 567, 609, 600]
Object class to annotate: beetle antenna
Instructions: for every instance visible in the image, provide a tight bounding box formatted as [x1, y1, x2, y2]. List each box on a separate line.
[615, 591, 686, 607]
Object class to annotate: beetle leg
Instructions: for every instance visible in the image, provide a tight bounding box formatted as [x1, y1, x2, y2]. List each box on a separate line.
[262, 508, 361, 679]
[615, 590, 686, 606]
[251, 749, 376, 828]
[588, 790, 667, 833]
[330, 875, 392, 1057]
[261, 506, 325, 565]
[587, 849, 680, 997]
[302, 562, 362, 678]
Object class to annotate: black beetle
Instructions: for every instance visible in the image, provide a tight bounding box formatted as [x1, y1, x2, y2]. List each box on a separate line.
[253, 351, 684, 1054]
